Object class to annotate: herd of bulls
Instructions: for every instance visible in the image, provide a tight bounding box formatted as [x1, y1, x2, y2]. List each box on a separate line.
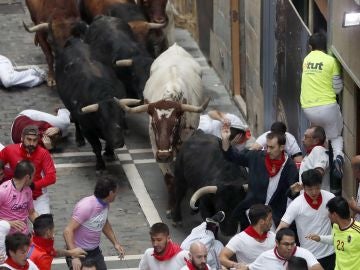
[22, 0, 248, 235]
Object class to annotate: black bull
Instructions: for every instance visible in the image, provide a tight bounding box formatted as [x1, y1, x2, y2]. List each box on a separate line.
[172, 131, 248, 236]
[84, 15, 153, 99]
[55, 37, 128, 170]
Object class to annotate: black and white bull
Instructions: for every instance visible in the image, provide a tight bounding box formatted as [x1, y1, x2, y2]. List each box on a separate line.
[54, 37, 137, 170]
[84, 15, 154, 99]
[172, 131, 248, 236]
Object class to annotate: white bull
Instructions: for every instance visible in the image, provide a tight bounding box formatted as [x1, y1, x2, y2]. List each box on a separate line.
[119, 43, 209, 216]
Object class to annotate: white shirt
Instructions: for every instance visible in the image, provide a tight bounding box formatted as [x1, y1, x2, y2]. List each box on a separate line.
[355, 185, 360, 222]
[248, 247, 319, 270]
[226, 231, 275, 264]
[299, 146, 330, 191]
[281, 190, 335, 259]
[255, 132, 302, 157]
[1, 259, 39, 270]
[139, 248, 188, 270]
[198, 113, 248, 139]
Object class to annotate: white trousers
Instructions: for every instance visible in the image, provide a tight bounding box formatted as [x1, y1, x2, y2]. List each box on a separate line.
[303, 103, 344, 158]
[19, 109, 71, 136]
[181, 222, 224, 269]
[0, 55, 44, 88]
[33, 191, 51, 215]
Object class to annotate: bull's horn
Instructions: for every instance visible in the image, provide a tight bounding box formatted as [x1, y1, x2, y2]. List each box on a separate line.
[23, 21, 49, 33]
[114, 97, 142, 107]
[181, 97, 211, 113]
[81, 104, 99, 113]
[115, 59, 133, 67]
[190, 186, 218, 210]
[116, 98, 148, 113]
[147, 22, 166, 29]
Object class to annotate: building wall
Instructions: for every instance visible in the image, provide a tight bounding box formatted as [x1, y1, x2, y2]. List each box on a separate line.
[209, 0, 232, 92]
[328, 0, 360, 198]
[243, 0, 264, 135]
[342, 72, 358, 198]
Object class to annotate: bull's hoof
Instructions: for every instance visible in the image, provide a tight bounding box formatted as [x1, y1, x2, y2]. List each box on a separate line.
[172, 221, 183, 227]
[165, 210, 172, 219]
[96, 161, 106, 172]
[103, 151, 116, 161]
[76, 139, 86, 147]
[47, 78, 56, 87]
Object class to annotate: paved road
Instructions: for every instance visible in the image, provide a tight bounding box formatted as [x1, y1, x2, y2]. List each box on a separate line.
[0, 1, 245, 269]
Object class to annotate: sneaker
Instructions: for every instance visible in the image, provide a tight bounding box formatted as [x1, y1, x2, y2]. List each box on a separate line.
[206, 211, 225, 224]
[30, 65, 47, 80]
[333, 155, 344, 179]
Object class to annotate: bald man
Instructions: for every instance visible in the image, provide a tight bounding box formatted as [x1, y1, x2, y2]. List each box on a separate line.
[181, 242, 211, 270]
[349, 155, 360, 221]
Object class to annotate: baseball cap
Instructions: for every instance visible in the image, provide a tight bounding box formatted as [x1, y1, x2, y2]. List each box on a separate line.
[22, 125, 39, 136]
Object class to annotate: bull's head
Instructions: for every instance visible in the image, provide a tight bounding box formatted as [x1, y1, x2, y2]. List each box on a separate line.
[138, 0, 168, 24]
[116, 97, 210, 162]
[81, 98, 140, 149]
[190, 182, 247, 236]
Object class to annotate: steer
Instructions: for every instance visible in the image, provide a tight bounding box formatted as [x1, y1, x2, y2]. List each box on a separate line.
[84, 15, 154, 99]
[172, 131, 248, 236]
[120, 43, 210, 216]
[24, 0, 81, 86]
[54, 36, 136, 170]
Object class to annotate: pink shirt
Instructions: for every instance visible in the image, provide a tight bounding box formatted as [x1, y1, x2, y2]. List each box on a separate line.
[73, 195, 109, 250]
[0, 180, 34, 234]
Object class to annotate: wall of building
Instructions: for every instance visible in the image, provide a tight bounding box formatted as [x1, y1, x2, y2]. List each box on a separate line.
[243, 0, 264, 135]
[328, 0, 360, 198]
[209, 0, 232, 92]
[341, 72, 358, 198]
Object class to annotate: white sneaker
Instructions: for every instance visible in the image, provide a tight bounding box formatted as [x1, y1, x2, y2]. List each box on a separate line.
[30, 65, 47, 80]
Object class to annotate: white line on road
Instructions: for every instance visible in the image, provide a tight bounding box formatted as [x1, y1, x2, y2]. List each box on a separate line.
[52, 255, 142, 264]
[52, 148, 152, 158]
[121, 162, 162, 226]
[55, 158, 156, 168]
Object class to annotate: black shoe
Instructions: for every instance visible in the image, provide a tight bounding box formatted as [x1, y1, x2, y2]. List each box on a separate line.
[333, 155, 344, 179]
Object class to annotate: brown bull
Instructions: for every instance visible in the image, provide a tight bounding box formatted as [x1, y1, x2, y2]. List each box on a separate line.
[25, 0, 81, 86]
[137, 0, 168, 23]
[79, 0, 164, 46]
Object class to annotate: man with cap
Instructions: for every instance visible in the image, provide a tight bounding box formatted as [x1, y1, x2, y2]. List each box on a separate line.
[198, 110, 253, 151]
[11, 108, 71, 151]
[0, 125, 56, 214]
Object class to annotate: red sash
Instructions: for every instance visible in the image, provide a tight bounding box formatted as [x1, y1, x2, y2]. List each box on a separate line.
[244, 225, 268, 241]
[304, 192, 323, 210]
[152, 241, 182, 261]
[4, 257, 30, 270]
[184, 258, 209, 270]
[265, 152, 285, 177]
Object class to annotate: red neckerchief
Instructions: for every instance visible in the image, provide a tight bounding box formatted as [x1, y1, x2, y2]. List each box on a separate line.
[306, 143, 323, 154]
[184, 258, 209, 270]
[152, 240, 182, 261]
[31, 235, 57, 257]
[4, 257, 30, 270]
[274, 246, 297, 266]
[304, 192, 323, 210]
[244, 225, 268, 241]
[265, 152, 286, 177]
